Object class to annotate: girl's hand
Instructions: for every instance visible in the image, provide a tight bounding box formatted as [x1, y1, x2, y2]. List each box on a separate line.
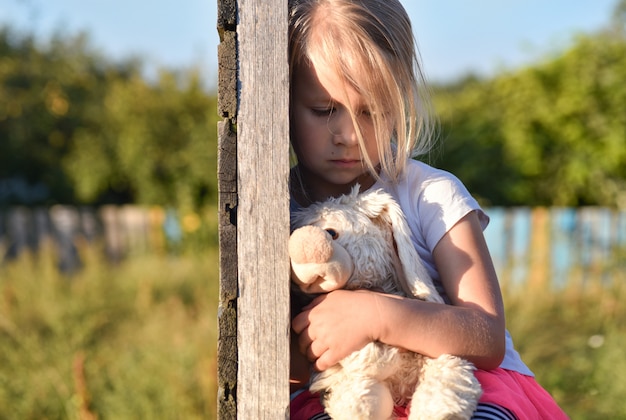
[291, 212, 506, 372]
[291, 289, 383, 371]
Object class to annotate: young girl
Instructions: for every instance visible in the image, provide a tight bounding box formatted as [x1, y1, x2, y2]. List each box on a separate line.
[287, 0, 568, 419]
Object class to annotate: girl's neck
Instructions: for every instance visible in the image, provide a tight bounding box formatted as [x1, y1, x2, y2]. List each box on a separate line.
[290, 165, 378, 206]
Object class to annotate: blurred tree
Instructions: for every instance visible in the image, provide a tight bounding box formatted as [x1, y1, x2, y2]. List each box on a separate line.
[0, 26, 218, 210]
[611, 0, 626, 31]
[433, 2, 626, 207]
[65, 70, 218, 210]
[495, 32, 626, 207]
[429, 77, 518, 206]
[3, 1, 626, 210]
[0, 28, 102, 203]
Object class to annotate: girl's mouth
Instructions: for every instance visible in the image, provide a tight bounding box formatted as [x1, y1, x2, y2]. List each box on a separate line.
[331, 159, 361, 167]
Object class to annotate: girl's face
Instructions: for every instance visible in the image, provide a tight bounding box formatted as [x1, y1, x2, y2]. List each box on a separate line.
[291, 60, 380, 201]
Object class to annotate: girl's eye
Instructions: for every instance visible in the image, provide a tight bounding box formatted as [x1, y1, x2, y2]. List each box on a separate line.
[311, 107, 335, 117]
[325, 229, 339, 240]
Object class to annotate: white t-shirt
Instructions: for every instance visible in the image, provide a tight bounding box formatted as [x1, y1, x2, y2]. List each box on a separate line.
[290, 159, 533, 376]
[372, 159, 533, 376]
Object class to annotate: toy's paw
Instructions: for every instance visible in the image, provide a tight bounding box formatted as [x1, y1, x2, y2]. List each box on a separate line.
[408, 355, 481, 420]
[324, 379, 394, 420]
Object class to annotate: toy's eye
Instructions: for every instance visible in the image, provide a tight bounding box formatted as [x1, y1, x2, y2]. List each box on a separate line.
[325, 229, 339, 240]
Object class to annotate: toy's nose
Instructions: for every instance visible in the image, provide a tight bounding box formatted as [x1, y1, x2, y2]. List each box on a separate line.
[289, 225, 334, 264]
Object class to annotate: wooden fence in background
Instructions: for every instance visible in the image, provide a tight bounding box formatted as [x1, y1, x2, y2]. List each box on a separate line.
[484, 207, 626, 288]
[0, 206, 174, 271]
[1, 205, 624, 284]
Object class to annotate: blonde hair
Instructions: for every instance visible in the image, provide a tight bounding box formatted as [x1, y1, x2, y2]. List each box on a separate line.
[289, 0, 436, 183]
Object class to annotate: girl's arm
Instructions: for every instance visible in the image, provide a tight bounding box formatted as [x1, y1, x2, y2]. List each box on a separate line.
[291, 211, 506, 371]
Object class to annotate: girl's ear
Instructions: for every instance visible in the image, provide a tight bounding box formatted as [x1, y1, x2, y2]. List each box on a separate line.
[361, 189, 444, 303]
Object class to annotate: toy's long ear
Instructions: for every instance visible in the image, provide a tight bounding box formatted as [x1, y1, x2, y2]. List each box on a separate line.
[360, 190, 444, 303]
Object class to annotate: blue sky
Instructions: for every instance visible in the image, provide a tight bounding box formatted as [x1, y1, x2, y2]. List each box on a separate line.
[0, 0, 618, 87]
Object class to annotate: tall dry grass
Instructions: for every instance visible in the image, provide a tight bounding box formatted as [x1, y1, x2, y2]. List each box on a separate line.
[0, 243, 218, 419]
[502, 250, 626, 419]
[1, 239, 625, 419]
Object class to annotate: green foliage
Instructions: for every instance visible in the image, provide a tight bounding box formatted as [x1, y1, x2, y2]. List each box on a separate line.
[430, 78, 515, 206]
[65, 70, 218, 210]
[0, 28, 113, 203]
[433, 24, 626, 207]
[0, 247, 218, 419]
[3, 1, 626, 209]
[0, 26, 218, 209]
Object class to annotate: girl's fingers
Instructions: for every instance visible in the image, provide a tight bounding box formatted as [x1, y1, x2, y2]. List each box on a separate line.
[294, 316, 329, 364]
[291, 308, 310, 334]
[313, 347, 338, 372]
[306, 338, 328, 363]
[292, 295, 325, 333]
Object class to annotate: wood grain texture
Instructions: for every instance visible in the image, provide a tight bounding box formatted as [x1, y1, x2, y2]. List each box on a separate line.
[236, 0, 291, 418]
[218, 120, 238, 419]
[217, 0, 238, 417]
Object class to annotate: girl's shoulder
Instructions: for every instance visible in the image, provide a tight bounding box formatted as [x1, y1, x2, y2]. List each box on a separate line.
[398, 159, 472, 204]
[407, 158, 459, 181]
[379, 159, 489, 246]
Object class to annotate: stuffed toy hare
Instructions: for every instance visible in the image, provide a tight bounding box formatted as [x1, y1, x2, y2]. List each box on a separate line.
[289, 186, 482, 420]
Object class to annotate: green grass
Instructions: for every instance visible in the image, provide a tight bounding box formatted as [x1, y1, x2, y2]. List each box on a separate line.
[1, 241, 625, 419]
[0, 244, 218, 420]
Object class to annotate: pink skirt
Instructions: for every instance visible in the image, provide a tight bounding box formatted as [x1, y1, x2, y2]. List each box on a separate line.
[474, 368, 569, 420]
[290, 368, 568, 419]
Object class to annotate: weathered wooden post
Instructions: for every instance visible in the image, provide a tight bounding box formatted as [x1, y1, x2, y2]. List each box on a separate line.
[217, 0, 291, 418]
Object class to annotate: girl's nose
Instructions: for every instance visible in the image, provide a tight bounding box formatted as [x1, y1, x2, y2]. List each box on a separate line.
[328, 111, 358, 146]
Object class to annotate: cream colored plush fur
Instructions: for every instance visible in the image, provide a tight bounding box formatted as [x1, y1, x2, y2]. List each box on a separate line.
[290, 186, 482, 420]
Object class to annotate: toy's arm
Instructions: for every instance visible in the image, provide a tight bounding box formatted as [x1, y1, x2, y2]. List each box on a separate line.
[289, 225, 354, 294]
